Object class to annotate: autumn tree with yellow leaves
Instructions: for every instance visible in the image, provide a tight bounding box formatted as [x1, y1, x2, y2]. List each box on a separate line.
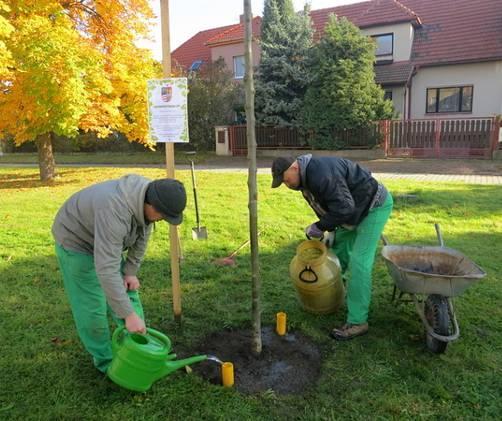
[0, 1, 160, 181]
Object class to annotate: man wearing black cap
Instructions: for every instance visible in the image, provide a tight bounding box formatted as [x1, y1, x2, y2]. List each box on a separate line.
[271, 154, 393, 340]
[52, 174, 186, 372]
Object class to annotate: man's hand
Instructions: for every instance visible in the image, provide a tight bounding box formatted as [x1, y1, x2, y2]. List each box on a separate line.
[305, 223, 324, 240]
[125, 312, 146, 334]
[124, 275, 140, 291]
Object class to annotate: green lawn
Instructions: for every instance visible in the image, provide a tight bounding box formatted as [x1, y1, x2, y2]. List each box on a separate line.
[0, 151, 212, 165]
[1, 167, 501, 420]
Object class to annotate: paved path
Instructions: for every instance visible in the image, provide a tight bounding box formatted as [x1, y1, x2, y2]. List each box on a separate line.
[2, 158, 502, 184]
[371, 172, 502, 185]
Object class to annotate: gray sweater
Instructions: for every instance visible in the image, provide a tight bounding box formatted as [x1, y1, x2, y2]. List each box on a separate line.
[52, 174, 153, 318]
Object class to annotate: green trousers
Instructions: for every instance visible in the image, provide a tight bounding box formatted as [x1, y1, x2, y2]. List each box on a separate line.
[332, 193, 393, 324]
[55, 244, 144, 373]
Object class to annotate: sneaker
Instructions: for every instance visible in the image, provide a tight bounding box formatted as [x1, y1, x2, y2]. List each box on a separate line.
[330, 323, 368, 341]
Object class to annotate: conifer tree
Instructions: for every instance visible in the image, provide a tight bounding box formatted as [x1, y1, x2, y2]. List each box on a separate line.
[255, 0, 313, 127]
[302, 15, 394, 148]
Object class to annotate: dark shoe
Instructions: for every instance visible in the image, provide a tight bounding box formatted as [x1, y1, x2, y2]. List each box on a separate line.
[330, 323, 368, 341]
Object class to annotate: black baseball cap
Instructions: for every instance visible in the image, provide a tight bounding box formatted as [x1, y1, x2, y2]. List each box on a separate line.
[271, 157, 295, 188]
[145, 179, 187, 225]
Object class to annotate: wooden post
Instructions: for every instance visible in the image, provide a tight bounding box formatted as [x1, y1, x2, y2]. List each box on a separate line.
[244, 0, 262, 355]
[160, 0, 182, 322]
[381, 120, 390, 157]
[434, 119, 441, 158]
[491, 116, 501, 157]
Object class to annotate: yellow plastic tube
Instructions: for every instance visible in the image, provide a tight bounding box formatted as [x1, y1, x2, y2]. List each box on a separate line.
[276, 312, 287, 336]
[221, 362, 234, 387]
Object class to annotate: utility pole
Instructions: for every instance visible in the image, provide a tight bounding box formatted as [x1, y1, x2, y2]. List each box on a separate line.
[160, 0, 182, 323]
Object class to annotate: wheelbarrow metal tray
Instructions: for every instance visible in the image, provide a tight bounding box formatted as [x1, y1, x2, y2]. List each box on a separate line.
[381, 245, 486, 297]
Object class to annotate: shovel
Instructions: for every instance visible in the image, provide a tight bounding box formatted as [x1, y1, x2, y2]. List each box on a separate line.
[190, 161, 208, 240]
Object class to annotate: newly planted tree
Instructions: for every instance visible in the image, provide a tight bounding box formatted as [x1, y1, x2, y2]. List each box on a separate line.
[244, 0, 262, 355]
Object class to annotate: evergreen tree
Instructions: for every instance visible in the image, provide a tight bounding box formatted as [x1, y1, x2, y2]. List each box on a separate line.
[255, 1, 313, 127]
[302, 15, 394, 148]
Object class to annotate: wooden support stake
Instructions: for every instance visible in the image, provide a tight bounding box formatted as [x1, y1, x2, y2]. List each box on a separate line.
[160, 0, 181, 322]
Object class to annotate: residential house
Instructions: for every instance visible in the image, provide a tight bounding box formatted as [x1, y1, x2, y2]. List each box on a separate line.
[172, 0, 502, 120]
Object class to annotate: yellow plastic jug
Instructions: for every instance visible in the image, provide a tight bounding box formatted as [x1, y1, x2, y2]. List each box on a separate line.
[289, 240, 344, 314]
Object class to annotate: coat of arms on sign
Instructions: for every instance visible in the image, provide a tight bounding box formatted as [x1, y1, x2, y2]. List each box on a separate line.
[161, 85, 172, 102]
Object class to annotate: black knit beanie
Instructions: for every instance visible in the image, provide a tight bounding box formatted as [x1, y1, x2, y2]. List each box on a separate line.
[145, 179, 186, 225]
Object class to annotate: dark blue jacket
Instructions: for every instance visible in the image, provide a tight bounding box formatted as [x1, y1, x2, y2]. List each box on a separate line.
[297, 155, 378, 230]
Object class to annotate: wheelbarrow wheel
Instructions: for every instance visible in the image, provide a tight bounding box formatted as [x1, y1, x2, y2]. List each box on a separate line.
[424, 294, 449, 354]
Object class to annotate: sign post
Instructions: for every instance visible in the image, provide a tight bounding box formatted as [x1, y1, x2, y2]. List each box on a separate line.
[155, 0, 184, 322]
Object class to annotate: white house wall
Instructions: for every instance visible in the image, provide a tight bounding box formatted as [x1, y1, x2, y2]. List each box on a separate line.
[411, 61, 502, 119]
[361, 23, 413, 62]
[210, 41, 261, 78]
[386, 86, 406, 118]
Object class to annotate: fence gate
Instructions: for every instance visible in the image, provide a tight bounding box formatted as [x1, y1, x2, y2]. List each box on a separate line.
[384, 117, 499, 159]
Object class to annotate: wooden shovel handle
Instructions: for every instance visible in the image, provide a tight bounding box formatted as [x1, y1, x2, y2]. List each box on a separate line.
[228, 231, 262, 258]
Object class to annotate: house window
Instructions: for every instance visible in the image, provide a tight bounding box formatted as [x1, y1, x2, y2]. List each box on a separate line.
[426, 86, 473, 113]
[384, 90, 393, 101]
[233, 55, 245, 79]
[371, 33, 393, 56]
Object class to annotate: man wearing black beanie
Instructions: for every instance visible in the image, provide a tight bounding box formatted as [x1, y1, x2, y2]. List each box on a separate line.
[52, 174, 186, 373]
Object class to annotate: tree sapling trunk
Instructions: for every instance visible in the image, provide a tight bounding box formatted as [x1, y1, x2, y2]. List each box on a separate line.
[244, 0, 262, 355]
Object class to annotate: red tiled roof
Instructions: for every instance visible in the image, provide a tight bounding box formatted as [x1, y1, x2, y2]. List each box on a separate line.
[374, 61, 414, 85]
[355, 0, 420, 28]
[311, 0, 502, 67]
[173, 0, 502, 70]
[401, 0, 502, 66]
[310, 0, 420, 36]
[206, 16, 261, 46]
[171, 24, 236, 70]
[309, 2, 371, 41]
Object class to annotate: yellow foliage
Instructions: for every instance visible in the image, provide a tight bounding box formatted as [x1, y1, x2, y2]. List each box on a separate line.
[0, 0, 159, 146]
[0, 1, 14, 77]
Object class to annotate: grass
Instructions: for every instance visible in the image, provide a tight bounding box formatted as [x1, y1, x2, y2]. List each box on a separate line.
[1, 166, 501, 420]
[0, 150, 213, 165]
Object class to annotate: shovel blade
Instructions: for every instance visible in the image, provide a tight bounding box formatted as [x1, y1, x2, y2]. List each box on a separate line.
[192, 227, 208, 240]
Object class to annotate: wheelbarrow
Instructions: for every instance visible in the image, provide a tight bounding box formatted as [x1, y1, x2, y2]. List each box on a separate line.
[381, 224, 486, 353]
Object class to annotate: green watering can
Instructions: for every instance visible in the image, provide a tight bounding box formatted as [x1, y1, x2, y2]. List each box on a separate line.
[107, 327, 207, 392]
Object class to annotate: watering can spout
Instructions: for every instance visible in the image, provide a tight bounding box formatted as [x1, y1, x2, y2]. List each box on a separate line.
[161, 354, 207, 377]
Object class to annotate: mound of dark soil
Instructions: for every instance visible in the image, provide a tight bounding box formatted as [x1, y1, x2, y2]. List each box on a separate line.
[190, 326, 322, 394]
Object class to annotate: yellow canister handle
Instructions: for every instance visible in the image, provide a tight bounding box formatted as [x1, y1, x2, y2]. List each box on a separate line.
[299, 266, 318, 283]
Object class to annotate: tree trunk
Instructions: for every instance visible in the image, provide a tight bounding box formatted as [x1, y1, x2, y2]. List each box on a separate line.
[244, 0, 262, 355]
[36, 132, 57, 182]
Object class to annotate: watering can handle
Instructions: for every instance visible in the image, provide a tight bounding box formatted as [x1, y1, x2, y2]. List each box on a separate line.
[111, 326, 126, 356]
[111, 326, 170, 356]
[144, 327, 171, 348]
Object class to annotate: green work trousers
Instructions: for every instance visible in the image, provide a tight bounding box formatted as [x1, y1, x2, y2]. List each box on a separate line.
[55, 244, 144, 373]
[332, 193, 393, 324]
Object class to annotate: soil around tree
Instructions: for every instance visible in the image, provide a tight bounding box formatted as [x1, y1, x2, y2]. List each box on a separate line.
[189, 326, 322, 394]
